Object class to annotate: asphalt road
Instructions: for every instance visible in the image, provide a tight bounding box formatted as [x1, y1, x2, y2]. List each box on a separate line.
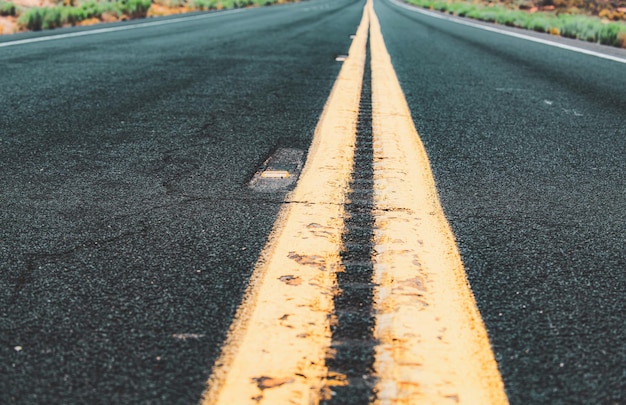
[1, 0, 624, 403]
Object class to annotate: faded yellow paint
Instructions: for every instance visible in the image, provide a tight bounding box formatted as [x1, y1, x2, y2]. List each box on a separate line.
[201, 3, 370, 404]
[368, 1, 509, 404]
[203, 0, 508, 403]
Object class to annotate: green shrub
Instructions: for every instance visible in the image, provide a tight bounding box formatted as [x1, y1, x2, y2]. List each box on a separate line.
[78, 0, 104, 19]
[61, 6, 87, 25]
[528, 16, 550, 32]
[559, 15, 584, 38]
[17, 2, 121, 31]
[478, 9, 500, 23]
[189, 0, 218, 10]
[597, 22, 624, 46]
[17, 6, 68, 31]
[42, 7, 64, 29]
[155, 0, 184, 8]
[495, 10, 530, 27]
[494, 12, 512, 25]
[432, 2, 449, 12]
[0, 1, 16, 16]
[558, 14, 606, 41]
[18, 8, 45, 30]
[456, 4, 477, 17]
[466, 8, 483, 19]
[120, 0, 152, 18]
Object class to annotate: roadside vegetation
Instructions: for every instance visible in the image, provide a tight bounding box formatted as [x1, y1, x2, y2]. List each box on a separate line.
[405, 0, 626, 48]
[3, 0, 626, 47]
[16, 0, 152, 31]
[0, 2, 17, 17]
[0, 0, 294, 34]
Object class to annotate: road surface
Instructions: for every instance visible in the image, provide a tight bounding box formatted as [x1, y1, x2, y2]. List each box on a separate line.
[1, 0, 624, 403]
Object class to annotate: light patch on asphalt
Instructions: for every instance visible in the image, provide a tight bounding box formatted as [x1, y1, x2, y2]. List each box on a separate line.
[562, 108, 584, 116]
[249, 148, 304, 192]
[172, 333, 205, 340]
[495, 87, 530, 92]
[302, 5, 332, 12]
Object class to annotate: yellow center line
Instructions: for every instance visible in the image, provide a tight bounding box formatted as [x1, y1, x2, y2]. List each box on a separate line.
[201, 3, 369, 404]
[203, 0, 509, 403]
[369, 0, 508, 403]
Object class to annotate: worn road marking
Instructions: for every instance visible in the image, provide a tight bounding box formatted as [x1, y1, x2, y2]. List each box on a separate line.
[369, 1, 508, 403]
[202, 3, 369, 404]
[204, 0, 508, 403]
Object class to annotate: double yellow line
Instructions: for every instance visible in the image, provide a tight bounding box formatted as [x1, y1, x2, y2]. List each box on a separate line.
[203, 0, 508, 403]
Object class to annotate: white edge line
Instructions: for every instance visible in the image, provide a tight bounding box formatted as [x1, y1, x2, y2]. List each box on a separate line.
[387, 0, 626, 65]
[0, 9, 245, 48]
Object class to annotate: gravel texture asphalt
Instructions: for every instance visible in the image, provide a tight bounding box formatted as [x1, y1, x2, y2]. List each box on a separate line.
[1, 0, 624, 403]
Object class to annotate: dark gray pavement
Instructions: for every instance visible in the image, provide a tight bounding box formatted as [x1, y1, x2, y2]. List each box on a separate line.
[375, 0, 625, 403]
[0, 1, 363, 403]
[2, 0, 625, 403]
